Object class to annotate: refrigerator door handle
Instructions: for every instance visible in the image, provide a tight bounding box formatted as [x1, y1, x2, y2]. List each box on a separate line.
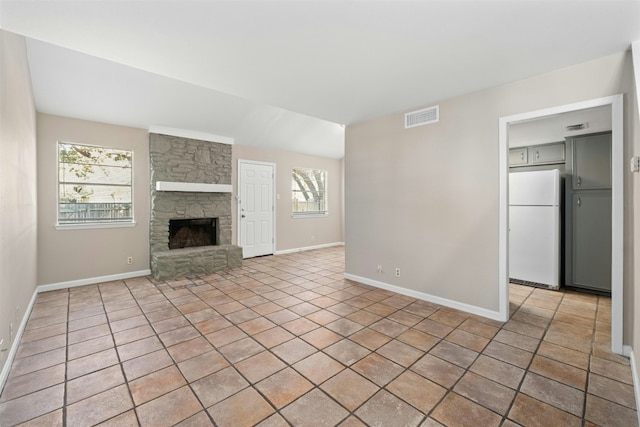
[577, 197, 581, 207]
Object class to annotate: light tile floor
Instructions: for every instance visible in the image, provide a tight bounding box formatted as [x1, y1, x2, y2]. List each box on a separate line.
[0, 246, 636, 426]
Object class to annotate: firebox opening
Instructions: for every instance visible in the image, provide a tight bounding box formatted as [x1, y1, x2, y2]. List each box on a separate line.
[169, 218, 218, 249]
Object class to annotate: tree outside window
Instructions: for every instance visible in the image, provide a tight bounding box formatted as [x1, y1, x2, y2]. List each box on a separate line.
[292, 168, 327, 216]
[58, 142, 133, 225]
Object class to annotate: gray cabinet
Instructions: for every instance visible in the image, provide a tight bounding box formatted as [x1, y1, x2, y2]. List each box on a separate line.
[509, 147, 528, 166]
[565, 132, 612, 293]
[532, 144, 565, 165]
[509, 142, 565, 167]
[572, 133, 611, 190]
[571, 191, 611, 292]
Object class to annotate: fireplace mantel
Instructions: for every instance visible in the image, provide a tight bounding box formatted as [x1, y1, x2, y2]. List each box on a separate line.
[155, 181, 232, 193]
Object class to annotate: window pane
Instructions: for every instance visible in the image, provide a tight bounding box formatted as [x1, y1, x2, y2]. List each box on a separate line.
[59, 184, 131, 204]
[292, 168, 327, 214]
[58, 142, 133, 225]
[58, 143, 132, 167]
[58, 202, 133, 223]
[59, 163, 132, 185]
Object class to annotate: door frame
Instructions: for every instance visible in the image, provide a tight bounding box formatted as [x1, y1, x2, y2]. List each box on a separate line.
[498, 94, 624, 355]
[237, 159, 276, 258]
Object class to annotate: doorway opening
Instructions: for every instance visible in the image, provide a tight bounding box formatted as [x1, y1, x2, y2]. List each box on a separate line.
[499, 94, 624, 355]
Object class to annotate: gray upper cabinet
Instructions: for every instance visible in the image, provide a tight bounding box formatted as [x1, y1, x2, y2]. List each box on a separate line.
[532, 143, 565, 165]
[509, 142, 565, 167]
[509, 147, 528, 166]
[571, 133, 611, 190]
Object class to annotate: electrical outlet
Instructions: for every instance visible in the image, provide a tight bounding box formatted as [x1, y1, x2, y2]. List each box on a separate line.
[395, 268, 401, 277]
[127, 256, 133, 265]
[631, 156, 640, 173]
[377, 264, 383, 273]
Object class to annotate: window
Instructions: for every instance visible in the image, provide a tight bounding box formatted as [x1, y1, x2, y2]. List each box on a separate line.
[292, 167, 327, 216]
[58, 142, 133, 226]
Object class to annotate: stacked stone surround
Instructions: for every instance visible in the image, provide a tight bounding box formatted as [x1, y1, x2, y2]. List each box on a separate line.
[149, 133, 242, 280]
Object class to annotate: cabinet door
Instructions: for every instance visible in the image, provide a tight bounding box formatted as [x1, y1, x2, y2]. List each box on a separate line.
[509, 148, 528, 166]
[532, 143, 565, 165]
[572, 133, 611, 190]
[572, 190, 611, 292]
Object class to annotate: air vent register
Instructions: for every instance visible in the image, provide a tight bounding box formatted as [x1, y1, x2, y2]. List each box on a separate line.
[405, 105, 439, 128]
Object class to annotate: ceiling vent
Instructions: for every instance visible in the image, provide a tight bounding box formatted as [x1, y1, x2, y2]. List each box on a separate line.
[405, 105, 439, 128]
[565, 122, 588, 131]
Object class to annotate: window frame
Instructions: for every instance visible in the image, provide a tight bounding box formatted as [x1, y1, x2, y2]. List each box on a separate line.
[291, 167, 328, 218]
[56, 141, 135, 230]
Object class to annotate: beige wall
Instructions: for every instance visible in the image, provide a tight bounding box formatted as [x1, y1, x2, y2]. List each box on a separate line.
[232, 144, 343, 252]
[346, 51, 636, 323]
[0, 31, 38, 376]
[37, 114, 150, 285]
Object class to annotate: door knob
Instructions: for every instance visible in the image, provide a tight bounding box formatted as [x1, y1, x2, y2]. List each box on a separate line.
[241, 214, 246, 218]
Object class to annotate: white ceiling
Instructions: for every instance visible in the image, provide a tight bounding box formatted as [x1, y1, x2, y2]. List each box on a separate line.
[2, 1, 639, 159]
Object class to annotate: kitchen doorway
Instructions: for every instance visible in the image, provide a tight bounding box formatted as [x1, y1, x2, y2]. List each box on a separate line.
[498, 94, 624, 355]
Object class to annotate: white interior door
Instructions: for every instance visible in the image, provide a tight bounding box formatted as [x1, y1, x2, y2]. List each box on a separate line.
[238, 160, 275, 258]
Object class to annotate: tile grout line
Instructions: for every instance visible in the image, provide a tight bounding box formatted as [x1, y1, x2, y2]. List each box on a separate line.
[101, 278, 146, 426]
[217, 252, 354, 424]
[233, 254, 394, 424]
[177, 275, 282, 425]
[499, 285, 553, 424]
[62, 289, 70, 427]
[225, 262, 370, 425]
[164, 277, 233, 425]
[131, 274, 227, 425]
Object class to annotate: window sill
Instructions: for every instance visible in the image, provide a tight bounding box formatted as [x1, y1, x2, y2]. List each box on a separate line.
[55, 221, 137, 231]
[291, 213, 328, 219]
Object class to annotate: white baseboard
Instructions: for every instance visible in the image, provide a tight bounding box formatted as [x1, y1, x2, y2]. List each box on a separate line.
[0, 290, 38, 395]
[343, 273, 504, 322]
[1, 269, 151, 394]
[38, 269, 151, 293]
[275, 242, 344, 256]
[629, 350, 640, 427]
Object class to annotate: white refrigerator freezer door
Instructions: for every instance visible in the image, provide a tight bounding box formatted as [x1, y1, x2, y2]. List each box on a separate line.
[509, 169, 560, 206]
[509, 205, 560, 287]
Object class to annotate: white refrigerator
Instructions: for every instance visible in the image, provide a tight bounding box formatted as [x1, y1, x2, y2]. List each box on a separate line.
[509, 169, 561, 289]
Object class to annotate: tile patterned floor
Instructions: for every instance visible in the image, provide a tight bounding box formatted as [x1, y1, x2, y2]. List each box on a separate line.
[0, 246, 636, 426]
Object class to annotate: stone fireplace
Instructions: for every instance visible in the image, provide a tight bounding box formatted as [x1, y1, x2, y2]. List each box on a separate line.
[149, 132, 242, 280]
